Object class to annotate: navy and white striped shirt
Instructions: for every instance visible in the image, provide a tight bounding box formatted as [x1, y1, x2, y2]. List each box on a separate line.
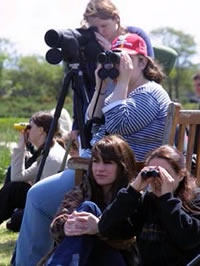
[90, 81, 171, 161]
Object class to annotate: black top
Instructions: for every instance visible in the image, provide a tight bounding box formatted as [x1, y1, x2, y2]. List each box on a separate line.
[99, 186, 200, 266]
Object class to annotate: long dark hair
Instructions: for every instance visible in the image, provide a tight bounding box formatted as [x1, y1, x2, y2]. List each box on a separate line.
[138, 55, 165, 84]
[30, 111, 65, 148]
[30, 111, 58, 135]
[145, 145, 200, 213]
[88, 134, 136, 210]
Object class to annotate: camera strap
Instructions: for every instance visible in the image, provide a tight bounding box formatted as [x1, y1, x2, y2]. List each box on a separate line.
[84, 80, 105, 147]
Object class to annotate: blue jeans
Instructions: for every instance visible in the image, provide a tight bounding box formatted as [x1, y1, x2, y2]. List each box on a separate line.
[46, 201, 126, 266]
[15, 169, 75, 266]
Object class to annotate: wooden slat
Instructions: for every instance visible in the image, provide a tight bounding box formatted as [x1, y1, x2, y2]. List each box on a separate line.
[67, 157, 89, 171]
[164, 102, 200, 183]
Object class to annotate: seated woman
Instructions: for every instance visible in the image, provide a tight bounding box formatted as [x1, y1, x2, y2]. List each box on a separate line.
[66, 145, 200, 265]
[0, 111, 67, 231]
[38, 134, 137, 266]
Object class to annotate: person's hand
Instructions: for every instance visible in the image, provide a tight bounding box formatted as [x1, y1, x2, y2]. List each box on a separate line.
[95, 64, 111, 93]
[130, 167, 154, 192]
[69, 139, 79, 157]
[17, 132, 27, 149]
[117, 52, 133, 86]
[155, 166, 177, 196]
[142, 166, 178, 197]
[95, 32, 111, 51]
[95, 64, 104, 89]
[64, 211, 100, 236]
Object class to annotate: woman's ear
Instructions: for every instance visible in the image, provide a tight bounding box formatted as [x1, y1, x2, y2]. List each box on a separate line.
[139, 56, 148, 70]
[38, 126, 45, 135]
[178, 169, 187, 182]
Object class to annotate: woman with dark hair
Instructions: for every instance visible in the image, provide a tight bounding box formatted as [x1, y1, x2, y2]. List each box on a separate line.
[0, 111, 67, 231]
[68, 145, 200, 265]
[38, 134, 137, 266]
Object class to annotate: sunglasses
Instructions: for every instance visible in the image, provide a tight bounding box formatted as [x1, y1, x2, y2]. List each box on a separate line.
[193, 75, 200, 81]
[26, 124, 32, 130]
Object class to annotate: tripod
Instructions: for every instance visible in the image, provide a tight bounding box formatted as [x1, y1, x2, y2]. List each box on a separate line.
[35, 63, 90, 183]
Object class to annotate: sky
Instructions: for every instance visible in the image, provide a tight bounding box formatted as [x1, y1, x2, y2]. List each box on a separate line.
[1, 0, 200, 62]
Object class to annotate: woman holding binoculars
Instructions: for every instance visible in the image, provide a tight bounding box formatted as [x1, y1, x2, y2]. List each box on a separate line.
[0, 111, 67, 231]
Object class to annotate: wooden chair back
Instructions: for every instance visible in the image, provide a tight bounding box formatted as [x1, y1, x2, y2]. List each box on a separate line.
[67, 157, 89, 185]
[162, 102, 200, 184]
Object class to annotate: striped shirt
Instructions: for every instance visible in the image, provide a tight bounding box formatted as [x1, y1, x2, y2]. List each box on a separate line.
[90, 81, 171, 161]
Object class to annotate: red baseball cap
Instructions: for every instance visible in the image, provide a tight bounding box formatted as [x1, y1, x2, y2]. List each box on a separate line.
[111, 33, 147, 56]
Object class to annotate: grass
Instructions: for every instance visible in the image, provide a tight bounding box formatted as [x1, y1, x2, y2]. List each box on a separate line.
[0, 223, 18, 266]
[0, 118, 25, 266]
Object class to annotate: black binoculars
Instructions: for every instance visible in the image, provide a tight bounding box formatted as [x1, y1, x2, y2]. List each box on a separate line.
[97, 51, 121, 64]
[141, 169, 160, 179]
[97, 51, 121, 80]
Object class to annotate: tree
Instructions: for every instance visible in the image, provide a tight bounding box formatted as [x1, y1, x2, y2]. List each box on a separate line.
[150, 27, 199, 101]
[2, 55, 64, 98]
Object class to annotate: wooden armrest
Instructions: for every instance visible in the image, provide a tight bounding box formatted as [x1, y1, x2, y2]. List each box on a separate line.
[67, 157, 90, 171]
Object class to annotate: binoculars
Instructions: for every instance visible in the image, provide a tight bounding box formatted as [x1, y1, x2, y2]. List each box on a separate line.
[13, 123, 31, 131]
[141, 169, 160, 179]
[97, 51, 121, 65]
[97, 51, 121, 80]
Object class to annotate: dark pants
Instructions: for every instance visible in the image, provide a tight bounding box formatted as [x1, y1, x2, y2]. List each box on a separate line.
[0, 181, 31, 224]
[4, 166, 11, 185]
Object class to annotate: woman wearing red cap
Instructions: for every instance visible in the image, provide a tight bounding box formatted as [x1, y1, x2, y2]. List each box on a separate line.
[87, 32, 171, 161]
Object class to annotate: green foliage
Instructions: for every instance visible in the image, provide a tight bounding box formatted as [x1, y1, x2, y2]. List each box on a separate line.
[0, 96, 73, 118]
[150, 27, 200, 101]
[0, 117, 25, 182]
[0, 146, 11, 181]
[150, 27, 197, 66]
[2, 55, 64, 98]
